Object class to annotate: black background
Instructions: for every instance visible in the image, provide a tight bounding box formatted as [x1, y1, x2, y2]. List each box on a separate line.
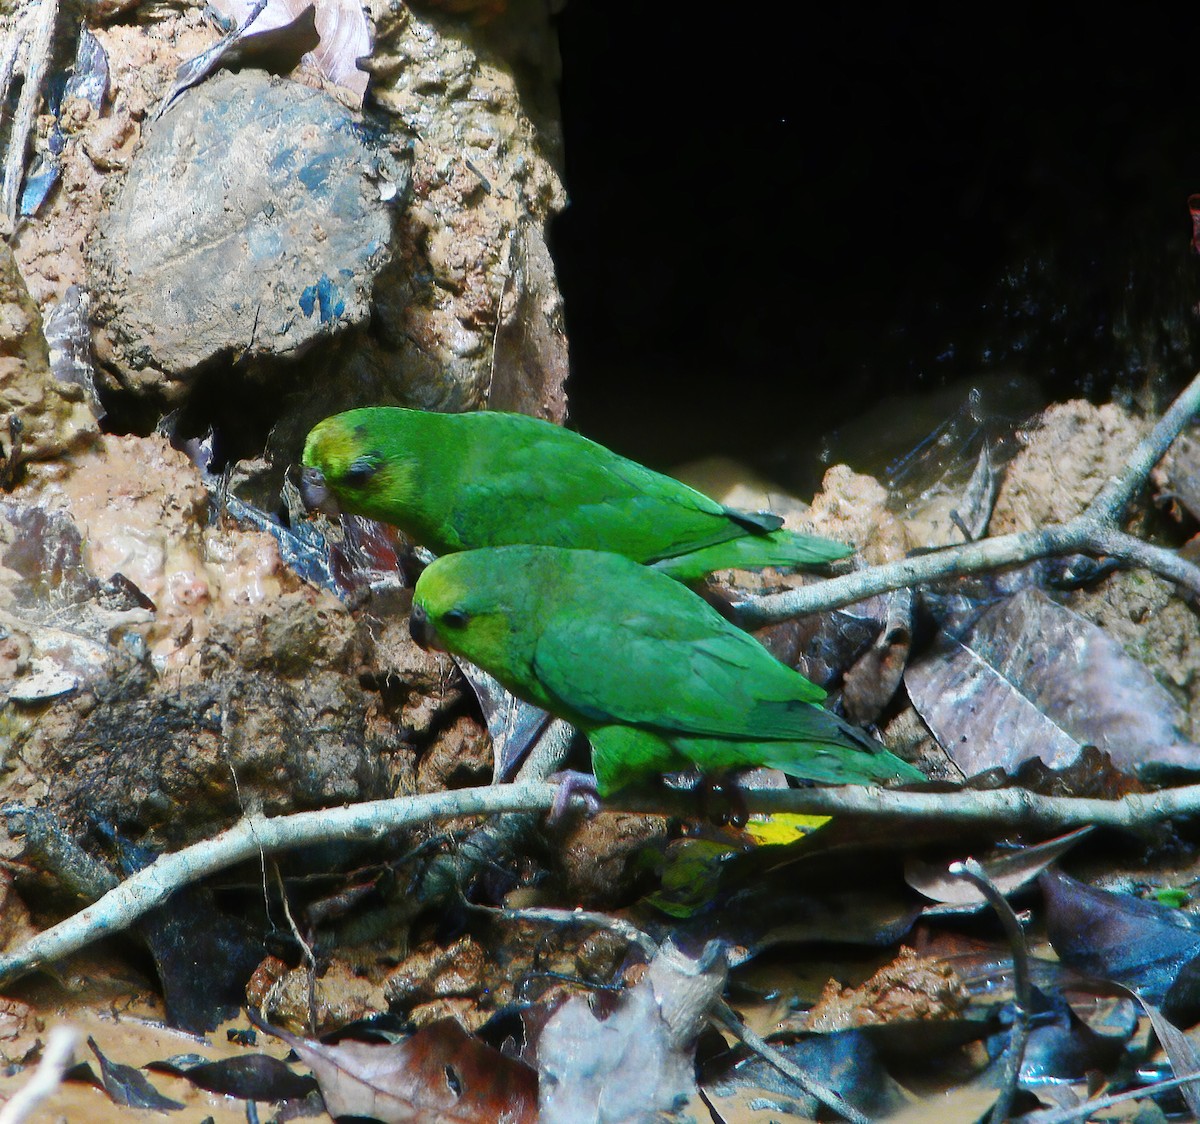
[552, 5, 1200, 479]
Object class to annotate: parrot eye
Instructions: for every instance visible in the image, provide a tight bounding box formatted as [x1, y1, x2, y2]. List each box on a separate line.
[441, 608, 470, 628]
[342, 455, 379, 487]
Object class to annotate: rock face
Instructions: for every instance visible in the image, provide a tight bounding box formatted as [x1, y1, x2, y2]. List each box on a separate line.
[88, 70, 411, 401]
[359, 3, 568, 418]
[989, 400, 1150, 532]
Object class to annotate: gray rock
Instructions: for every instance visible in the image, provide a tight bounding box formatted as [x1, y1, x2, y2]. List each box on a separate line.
[88, 70, 410, 401]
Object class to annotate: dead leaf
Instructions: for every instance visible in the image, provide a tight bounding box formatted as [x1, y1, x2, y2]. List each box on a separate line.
[87, 1036, 185, 1112]
[841, 587, 913, 725]
[147, 1052, 317, 1101]
[1041, 868, 1200, 1005]
[254, 1014, 537, 1123]
[906, 589, 1199, 776]
[537, 941, 725, 1123]
[702, 1027, 911, 1121]
[209, 0, 370, 105]
[906, 827, 1094, 908]
[452, 659, 551, 782]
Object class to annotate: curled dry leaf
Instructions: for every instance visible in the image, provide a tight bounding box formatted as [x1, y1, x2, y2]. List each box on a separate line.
[905, 826, 1094, 909]
[840, 586, 914, 725]
[209, 0, 370, 105]
[452, 658, 551, 782]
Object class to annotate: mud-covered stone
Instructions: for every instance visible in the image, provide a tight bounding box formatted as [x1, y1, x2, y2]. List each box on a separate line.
[88, 70, 410, 400]
[989, 400, 1150, 533]
[554, 812, 667, 908]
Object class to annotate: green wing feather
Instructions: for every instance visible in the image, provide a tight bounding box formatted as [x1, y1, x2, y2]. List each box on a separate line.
[584, 714, 920, 795]
[672, 734, 923, 786]
[651, 529, 851, 581]
[532, 592, 830, 739]
[448, 419, 755, 559]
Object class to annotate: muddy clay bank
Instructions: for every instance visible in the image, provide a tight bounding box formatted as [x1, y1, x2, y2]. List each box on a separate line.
[9, 0, 568, 436]
[3, 331, 1199, 844]
[0, 0, 574, 838]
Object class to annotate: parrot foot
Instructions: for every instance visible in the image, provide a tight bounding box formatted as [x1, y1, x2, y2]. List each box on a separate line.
[699, 775, 748, 829]
[548, 770, 602, 821]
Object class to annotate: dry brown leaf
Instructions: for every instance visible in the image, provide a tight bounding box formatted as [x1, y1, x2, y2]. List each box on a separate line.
[260, 1015, 537, 1123]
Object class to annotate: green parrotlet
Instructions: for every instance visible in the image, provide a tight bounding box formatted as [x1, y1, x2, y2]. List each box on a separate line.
[301, 407, 849, 581]
[409, 545, 922, 798]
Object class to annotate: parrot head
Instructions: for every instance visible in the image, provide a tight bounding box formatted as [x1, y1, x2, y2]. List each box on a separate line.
[410, 550, 541, 684]
[300, 411, 417, 520]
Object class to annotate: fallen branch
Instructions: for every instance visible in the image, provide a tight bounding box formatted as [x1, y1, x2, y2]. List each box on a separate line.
[736, 369, 1200, 626]
[0, 784, 559, 990]
[0, 0, 58, 224]
[7, 778, 1200, 990]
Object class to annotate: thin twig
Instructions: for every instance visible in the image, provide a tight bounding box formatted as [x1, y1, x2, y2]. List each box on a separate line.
[736, 370, 1200, 626]
[950, 858, 1031, 1124]
[481, 903, 659, 960]
[410, 717, 574, 904]
[1026, 1070, 1200, 1124]
[1, 0, 58, 223]
[710, 1001, 871, 1124]
[8, 777, 1200, 993]
[1088, 370, 1200, 522]
[0, 1026, 78, 1124]
[270, 861, 318, 1035]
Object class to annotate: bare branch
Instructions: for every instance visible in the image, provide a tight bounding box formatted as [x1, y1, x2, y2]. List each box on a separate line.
[8, 778, 1200, 991]
[736, 370, 1200, 626]
[0, 1026, 78, 1124]
[950, 858, 1032, 1124]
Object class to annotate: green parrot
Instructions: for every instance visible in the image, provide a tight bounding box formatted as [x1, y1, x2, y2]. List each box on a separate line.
[409, 545, 923, 799]
[301, 408, 850, 581]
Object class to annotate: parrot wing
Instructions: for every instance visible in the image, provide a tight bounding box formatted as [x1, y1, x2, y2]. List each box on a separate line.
[532, 596, 832, 741]
[450, 432, 753, 559]
[673, 733, 925, 784]
[650, 528, 852, 580]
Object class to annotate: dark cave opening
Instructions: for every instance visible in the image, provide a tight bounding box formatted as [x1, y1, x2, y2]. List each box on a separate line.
[552, 5, 1200, 486]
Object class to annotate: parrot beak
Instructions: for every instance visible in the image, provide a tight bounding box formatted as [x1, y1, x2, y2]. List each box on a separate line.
[409, 603, 444, 651]
[299, 466, 340, 516]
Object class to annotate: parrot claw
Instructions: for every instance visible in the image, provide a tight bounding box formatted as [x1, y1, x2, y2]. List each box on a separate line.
[699, 774, 748, 828]
[548, 770, 602, 821]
